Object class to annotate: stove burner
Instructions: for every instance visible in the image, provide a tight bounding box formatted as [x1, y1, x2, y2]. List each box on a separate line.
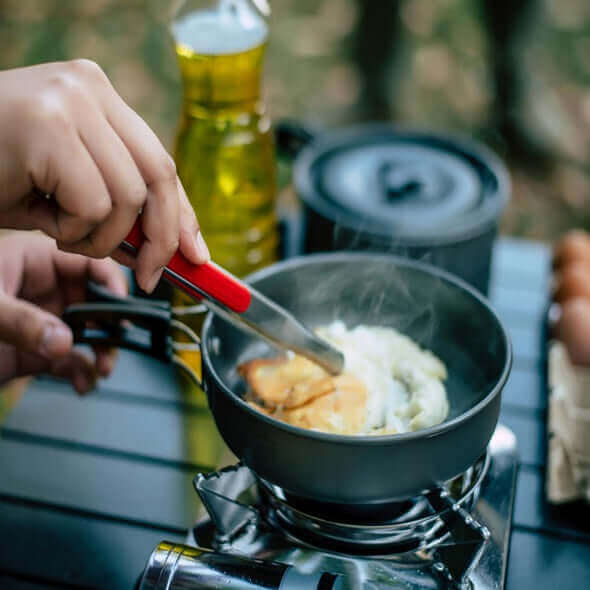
[189, 425, 518, 590]
[256, 453, 489, 557]
[261, 486, 422, 526]
[261, 451, 488, 524]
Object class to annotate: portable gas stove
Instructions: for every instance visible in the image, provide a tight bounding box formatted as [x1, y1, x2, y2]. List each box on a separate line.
[186, 424, 518, 589]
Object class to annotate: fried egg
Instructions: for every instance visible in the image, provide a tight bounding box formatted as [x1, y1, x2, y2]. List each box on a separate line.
[240, 321, 449, 436]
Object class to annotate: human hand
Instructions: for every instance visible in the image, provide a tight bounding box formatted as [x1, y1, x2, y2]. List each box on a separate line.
[0, 60, 209, 293]
[0, 232, 128, 393]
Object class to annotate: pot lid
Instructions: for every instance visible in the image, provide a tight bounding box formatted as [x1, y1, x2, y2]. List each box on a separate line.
[295, 127, 510, 245]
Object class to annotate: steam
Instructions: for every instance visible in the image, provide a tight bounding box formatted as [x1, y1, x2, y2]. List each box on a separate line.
[293, 245, 443, 353]
[309, 214, 448, 349]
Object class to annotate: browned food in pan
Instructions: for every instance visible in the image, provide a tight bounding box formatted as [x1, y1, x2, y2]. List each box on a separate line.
[239, 355, 368, 434]
[239, 355, 332, 409]
[277, 375, 367, 434]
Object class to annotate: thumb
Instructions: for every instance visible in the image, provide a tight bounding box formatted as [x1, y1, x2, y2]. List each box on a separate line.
[0, 293, 73, 359]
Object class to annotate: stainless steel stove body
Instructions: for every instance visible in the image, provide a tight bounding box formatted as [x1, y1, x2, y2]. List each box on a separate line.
[187, 425, 518, 590]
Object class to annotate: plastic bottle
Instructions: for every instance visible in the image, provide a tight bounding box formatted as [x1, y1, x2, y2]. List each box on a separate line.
[168, 1, 278, 458]
[172, 0, 278, 277]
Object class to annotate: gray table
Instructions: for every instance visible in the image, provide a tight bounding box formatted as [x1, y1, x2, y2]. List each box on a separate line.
[1, 237, 589, 589]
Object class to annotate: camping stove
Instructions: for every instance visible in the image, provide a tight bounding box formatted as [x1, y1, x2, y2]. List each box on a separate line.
[186, 424, 518, 589]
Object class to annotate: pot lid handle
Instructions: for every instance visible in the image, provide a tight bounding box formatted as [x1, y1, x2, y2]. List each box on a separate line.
[377, 160, 444, 205]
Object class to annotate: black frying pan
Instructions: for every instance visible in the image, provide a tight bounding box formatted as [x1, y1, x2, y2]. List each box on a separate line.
[200, 253, 511, 507]
[65, 253, 511, 510]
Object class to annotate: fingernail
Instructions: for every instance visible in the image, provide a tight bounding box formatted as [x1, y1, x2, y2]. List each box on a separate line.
[40, 323, 72, 358]
[98, 351, 117, 377]
[195, 231, 210, 261]
[74, 373, 89, 395]
[97, 358, 110, 377]
[75, 371, 95, 395]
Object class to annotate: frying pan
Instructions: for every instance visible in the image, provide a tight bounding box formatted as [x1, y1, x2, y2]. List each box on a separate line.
[65, 252, 511, 508]
[200, 253, 511, 506]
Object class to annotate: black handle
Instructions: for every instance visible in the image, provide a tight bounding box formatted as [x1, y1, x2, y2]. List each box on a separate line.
[86, 281, 170, 310]
[63, 301, 173, 362]
[377, 161, 424, 203]
[275, 120, 317, 159]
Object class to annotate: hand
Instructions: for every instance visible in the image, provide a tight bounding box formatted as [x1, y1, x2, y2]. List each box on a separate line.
[0, 232, 128, 394]
[0, 60, 209, 293]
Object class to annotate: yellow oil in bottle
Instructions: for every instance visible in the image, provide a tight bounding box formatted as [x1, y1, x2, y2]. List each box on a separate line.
[172, 5, 278, 277]
[169, 2, 278, 469]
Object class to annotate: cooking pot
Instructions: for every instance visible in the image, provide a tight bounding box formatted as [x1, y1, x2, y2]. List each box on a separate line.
[276, 122, 510, 295]
[201, 253, 511, 507]
[65, 253, 511, 510]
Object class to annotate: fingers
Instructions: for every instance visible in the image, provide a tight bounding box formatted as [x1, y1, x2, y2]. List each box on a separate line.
[57, 116, 147, 258]
[91, 345, 118, 379]
[49, 350, 97, 395]
[12, 339, 112, 395]
[10, 59, 209, 292]
[178, 178, 210, 264]
[106, 103, 180, 291]
[101, 95, 209, 290]
[85, 256, 128, 297]
[135, 184, 180, 292]
[7, 58, 210, 295]
[86, 262, 127, 381]
[26, 128, 112, 244]
[0, 293, 72, 360]
[53, 250, 128, 300]
[67, 256, 124, 379]
[13, 348, 98, 395]
[0, 231, 125, 392]
[57, 254, 126, 380]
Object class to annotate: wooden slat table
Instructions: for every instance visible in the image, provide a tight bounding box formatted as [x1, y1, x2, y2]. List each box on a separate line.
[1, 238, 590, 589]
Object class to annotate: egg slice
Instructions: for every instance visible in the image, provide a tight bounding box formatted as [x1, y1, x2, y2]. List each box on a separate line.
[240, 322, 449, 436]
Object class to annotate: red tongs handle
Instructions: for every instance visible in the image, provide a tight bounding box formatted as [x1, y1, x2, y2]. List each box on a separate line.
[123, 220, 252, 314]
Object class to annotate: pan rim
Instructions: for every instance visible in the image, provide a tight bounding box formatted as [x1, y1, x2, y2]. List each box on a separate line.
[201, 252, 512, 445]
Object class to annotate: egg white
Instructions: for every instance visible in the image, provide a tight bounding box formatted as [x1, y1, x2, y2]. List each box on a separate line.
[315, 321, 449, 434]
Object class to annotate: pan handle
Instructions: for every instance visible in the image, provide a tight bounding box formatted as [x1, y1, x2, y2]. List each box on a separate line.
[63, 284, 203, 387]
[275, 119, 317, 159]
[63, 302, 173, 362]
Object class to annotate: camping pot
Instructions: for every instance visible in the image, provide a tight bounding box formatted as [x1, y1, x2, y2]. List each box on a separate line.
[276, 122, 510, 294]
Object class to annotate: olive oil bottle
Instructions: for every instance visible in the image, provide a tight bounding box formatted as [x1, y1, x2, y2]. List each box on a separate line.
[169, 1, 277, 468]
[172, 0, 278, 277]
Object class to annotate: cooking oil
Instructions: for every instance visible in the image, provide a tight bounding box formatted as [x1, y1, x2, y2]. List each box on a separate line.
[172, 1, 278, 277]
[169, 1, 278, 467]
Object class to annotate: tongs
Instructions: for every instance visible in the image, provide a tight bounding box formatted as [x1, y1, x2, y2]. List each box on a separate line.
[114, 221, 344, 374]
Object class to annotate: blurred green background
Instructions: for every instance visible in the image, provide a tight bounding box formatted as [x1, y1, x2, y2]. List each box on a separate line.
[1, 0, 589, 241]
